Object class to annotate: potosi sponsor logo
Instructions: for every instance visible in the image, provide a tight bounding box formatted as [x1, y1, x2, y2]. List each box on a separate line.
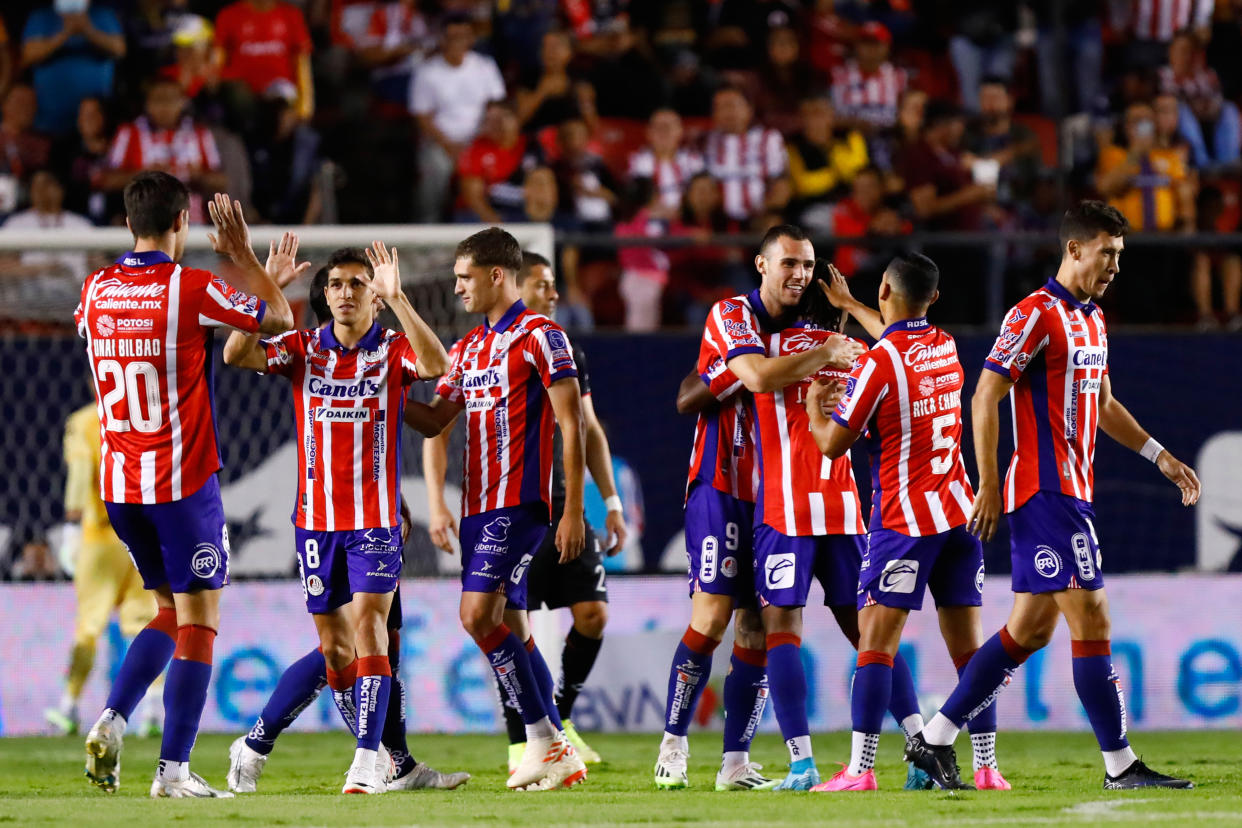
[918, 375, 936, 397]
[95, 314, 115, 336]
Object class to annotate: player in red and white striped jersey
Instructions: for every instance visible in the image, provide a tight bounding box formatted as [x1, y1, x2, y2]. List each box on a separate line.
[223, 240, 448, 793]
[77, 175, 295, 798]
[403, 228, 588, 792]
[907, 202, 1200, 791]
[830, 23, 907, 132]
[804, 256, 1008, 791]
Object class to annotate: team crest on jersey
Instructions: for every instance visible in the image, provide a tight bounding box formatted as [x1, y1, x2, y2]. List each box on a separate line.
[191, 543, 221, 578]
[95, 314, 116, 337]
[918, 375, 936, 397]
[306, 574, 325, 596]
[360, 342, 389, 370]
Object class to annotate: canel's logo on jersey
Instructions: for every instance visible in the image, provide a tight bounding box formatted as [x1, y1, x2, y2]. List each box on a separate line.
[307, 377, 381, 398]
[1072, 347, 1107, 368]
[462, 369, 501, 389]
[94, 277, 166, 299]
[904, 340, 957, 367]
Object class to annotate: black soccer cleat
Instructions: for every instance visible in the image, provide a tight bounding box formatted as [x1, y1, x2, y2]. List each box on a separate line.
[904, 732, 974, 791]
[1103, 759, 1193, 790]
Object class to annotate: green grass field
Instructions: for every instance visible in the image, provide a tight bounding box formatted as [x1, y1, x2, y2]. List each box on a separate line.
[0, 731, 1237, 826]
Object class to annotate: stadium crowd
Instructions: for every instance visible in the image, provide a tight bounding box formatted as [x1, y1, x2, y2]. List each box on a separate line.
[0, 0, 1241, 331]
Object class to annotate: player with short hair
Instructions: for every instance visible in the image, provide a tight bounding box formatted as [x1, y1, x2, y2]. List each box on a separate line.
[906, 201, 1200, 790]
[220, 240, 449, 794]
[403, 228, 589, 791]
[76, 173, 295, 797]
[225, 267, 468, 794]
[423, 250, 628, 771]
[802, 256, 1010, 791]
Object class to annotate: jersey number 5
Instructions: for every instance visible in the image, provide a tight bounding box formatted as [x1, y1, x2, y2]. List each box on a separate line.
[97, 359, 163, 433]
[930, 413, 955, 475]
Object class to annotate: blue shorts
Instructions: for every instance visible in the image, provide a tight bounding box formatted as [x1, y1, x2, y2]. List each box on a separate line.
[293, 526, 402, 614]
[753, 524, 862, 608]
[858, 525, 985, 611]
[684, 482, 756, 607]
[1009, 492, 1104, 594]
[459, 503, 549, 610]
[105, 475, 229, 593]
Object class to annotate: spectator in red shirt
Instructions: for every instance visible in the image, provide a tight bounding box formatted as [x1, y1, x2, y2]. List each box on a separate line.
[457, 100, 542, 223]
[831, 165, 909, 280]
[354, 0, 435, 111]
[214, 0, 314, 124]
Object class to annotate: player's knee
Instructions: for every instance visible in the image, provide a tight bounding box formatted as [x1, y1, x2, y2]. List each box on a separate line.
[459, 607, 494, 641]
[572, 603, 608, 638]
[321, 641, 354, 671]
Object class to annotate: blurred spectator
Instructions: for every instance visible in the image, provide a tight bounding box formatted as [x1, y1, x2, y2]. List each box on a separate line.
[491, 0, 560, 75]
[1030, 0, 1103, 118]
[786, 96, 868, 231]
[626, 108, 704, 218]
[831, 164, 910, 281]
[553, 117, 619, 231]
[900, 101, 994, 231]
[355, 0, 435, 111]
[703, 0, 800, 69]
[751, 26, 826, 136]
[0, 16, 13, 101]
[55, 97, 113, 224]
[2, 168, 93, 279]
[830, 22, 907, 133]
[805, 0, 857, 76]
[870, 87, 926, 189]
[666, 49, 716, 119]
[615, 206, 672, 331]
[665, 171, 747, 323]
[160, 14, 219, 102]
[1153, 93, 1193, 159]
[584, 17, 665, 121]
[965, 78, 1041, 210]
[409, 14, 505, 221]
[516, 29, 579, 133]
[1159, 30, 1241, 169]
[8, 538, 63, 582]
[702, 85, 789, 226]
[457, 100, 542, 223]
[0, 84, 53, 218]
[125, 0, 191, 87]
[508, 165, 586, 327]
[214, 0, 314, 128]
[1117, 0, 1213, 70]
[20, 0, 126, 137]
[946, 2, 1017, 113]
[1096, 101, 1195, 233]
[98, 78, 227, 223]
[1191, 185, 1242, 330]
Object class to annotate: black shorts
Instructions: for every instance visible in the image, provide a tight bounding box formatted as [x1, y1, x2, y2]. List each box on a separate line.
[387, 581, 403, 630]
[523, 516, 608, 610]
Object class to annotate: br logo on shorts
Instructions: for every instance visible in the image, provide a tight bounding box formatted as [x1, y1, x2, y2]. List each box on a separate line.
[765, 553, 796, 590]
[482, 516, 512, 543]
[975, 564, 985, 594]
[700, 537, 718, 583]
[879, 559, 919, 594]
[191, 543, 221, 579]
[306, 574, 325, 596]
[510, 553, 533, 585]
[1034, 546, 1061, 578]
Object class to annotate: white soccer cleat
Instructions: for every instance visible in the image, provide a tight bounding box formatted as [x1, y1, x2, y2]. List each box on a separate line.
[654, 746, 690, 790]
[375, 744, 397, 787]
[508, 735, 587, 790]
[716, 762, 779, 791]
[387, 762, 472, 791]
[84, 710, 124, 793]
[562, 720, 602, 764]
[534, 736, 588, 790]
[342, 750, 385, 795]
[150, 771, 235, 798]
[227, 736, 268, 793]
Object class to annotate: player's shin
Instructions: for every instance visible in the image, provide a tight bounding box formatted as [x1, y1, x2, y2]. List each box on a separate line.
[158, 624, 216, 780]
[326, 659, 360, 734]
[849, 652, 893, 775]
[479, 624, 556, 739]
[246, 647, 328, 756]
[955, 650, 999, 772]
[765, 632, 813, 769]
[104, 607, 177, 721]
[889, 651, 924, 737]
[525, 637, 564, 732]
[1070, 640, 1137, 776]
[354, 655, 392, 752]
[662, 626, 720, 743]
[928, 627, 1033, 746]
[556, 626, 603, 721]
[721, 644, 767, 769]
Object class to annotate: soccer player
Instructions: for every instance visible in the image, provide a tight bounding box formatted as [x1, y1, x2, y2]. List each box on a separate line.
[423, 251, 628, 771]
[905, 201, 1200, 790]
[403, 228, 589, 792]
[47, 403, 162, 739]
[76, 174, 295, 797]
[225, 268, 468, 794]
[220, 240, 449, 793]
[802, 257, 1010, 791]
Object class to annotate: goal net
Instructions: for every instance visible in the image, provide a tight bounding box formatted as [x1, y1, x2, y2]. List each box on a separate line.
[0, 223, 554, 579]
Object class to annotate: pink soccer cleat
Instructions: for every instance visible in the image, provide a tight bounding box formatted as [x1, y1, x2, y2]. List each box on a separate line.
[810, 765, 878, 792]
[974, 767, 1012, 790]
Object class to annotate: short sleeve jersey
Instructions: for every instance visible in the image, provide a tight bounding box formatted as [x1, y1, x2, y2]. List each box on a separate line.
[687, 297, 756, 503]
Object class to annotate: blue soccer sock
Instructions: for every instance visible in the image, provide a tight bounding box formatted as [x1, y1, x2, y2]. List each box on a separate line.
[160, 625, 215, 764]
[354, 655, 391, 752]
[766, 633, 813, 767]
[722, 644, 768, 756]
[381, 631, 416, 777]
[245, 647, 328, 756]
[1071, 640, 1130, 752]
[848, 651, 892, 775]
[928, 626, 1033, 746]
[105, 607, 177, 721]
[326, 658, 359, 734]
[525, 637, 565, 732]
[955, 648, 999, 771]
[662, 626, 719, 739]
[479, 624, 555, 738]
[889, 650, 923, 734]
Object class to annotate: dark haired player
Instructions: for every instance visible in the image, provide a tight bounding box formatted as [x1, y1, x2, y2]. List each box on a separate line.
[221, 241, 449, 793]
[404, 228, 589, 791]
[424, 251, 627, 771]
[803, 256, 1009, 791]
[77, 175, 295, 797]
[906, 202, 1200, 790]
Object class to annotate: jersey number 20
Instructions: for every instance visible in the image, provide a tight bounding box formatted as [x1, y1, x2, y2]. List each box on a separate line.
[97, 359, 162, 433]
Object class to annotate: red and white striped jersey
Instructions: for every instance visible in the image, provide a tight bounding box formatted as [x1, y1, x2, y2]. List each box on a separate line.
[106, 117, 222, 222]
[628, 146, 706, 211]
[702, 127, 787, 221]
[685, 330, 756, 503]
[830, 60, 907, 129]
[262, 321, 422, 531]
[74, 250, 267, 504]
[983, 279, 1109, 512]
[1127, 0, 1213, 41]
[834, 318, 976, 537]
[436, 300, 578, 518]
[707, 290, 865, 537]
